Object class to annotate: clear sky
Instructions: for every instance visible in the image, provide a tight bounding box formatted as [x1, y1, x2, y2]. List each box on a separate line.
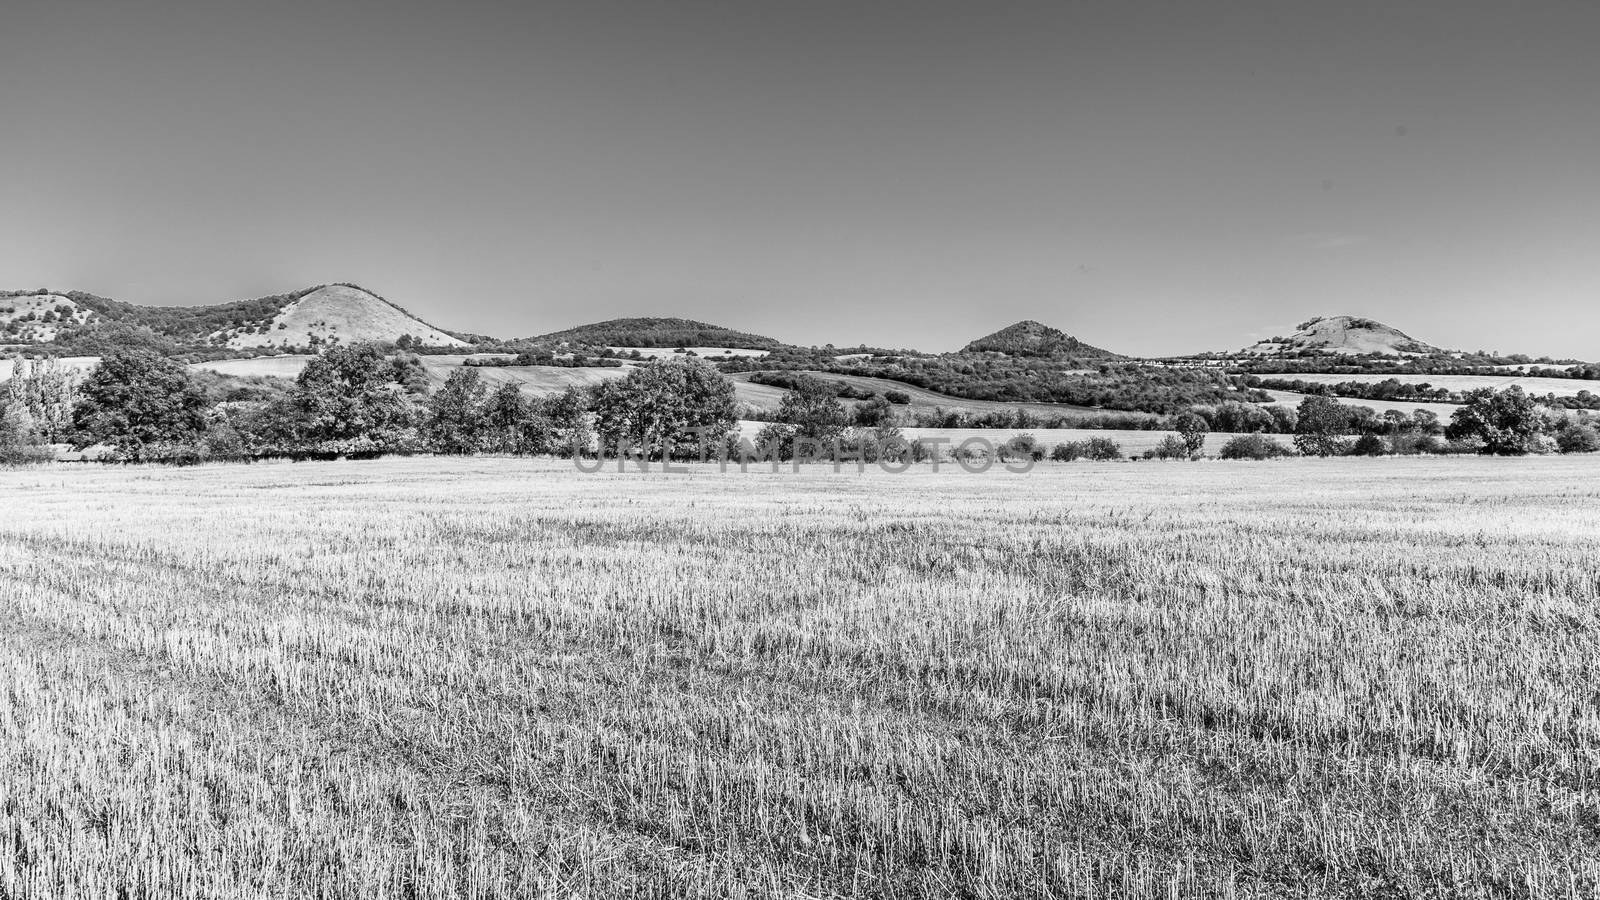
[2, 1, 1596, 358]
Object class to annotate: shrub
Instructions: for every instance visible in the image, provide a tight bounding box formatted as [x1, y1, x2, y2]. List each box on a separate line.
[1349, 433, 1386, 456]
[1082, 437, 1123, 461]
[1557, 424, 1600, 454]
[1050, 441, 1083, 462]
[1143, 435, 1191, 460]
[883, 390, 911, 405]
[1220, 434, 1291, 460]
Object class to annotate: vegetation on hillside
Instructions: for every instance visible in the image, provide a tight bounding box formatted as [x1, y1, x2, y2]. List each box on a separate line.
[960, 320, 1118, 357]
[533, 317, 782, 350]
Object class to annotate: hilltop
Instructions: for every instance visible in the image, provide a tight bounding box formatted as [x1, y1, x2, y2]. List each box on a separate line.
[220, 284, 466, 350]
[962, 320, 1118, 357]
[532, 317, 781, 350]
[1243, 316, 1441, 356]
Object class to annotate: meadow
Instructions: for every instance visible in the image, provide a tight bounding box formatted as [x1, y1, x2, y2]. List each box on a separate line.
[1, 456, 1597, 898]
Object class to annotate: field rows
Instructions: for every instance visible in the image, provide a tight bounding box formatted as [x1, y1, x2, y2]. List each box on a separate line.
[1, 457, 1598, 897]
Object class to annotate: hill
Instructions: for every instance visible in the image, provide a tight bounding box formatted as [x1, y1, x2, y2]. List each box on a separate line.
[963, 320, 1118, 357]
[0, 292, 99, 343]
[533, 317, 781, 350]
[219, 284, 467, 350]
[1243, 316, 1440, 356]
[1, 284, 467, 352]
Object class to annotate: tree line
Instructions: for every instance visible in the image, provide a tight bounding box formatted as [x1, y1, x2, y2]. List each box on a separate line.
[3, 344, 1596, 465]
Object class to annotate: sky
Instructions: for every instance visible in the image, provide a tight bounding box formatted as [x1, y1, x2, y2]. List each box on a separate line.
[2, 0, 1597, 358]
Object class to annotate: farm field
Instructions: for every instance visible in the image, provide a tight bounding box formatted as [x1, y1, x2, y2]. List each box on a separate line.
[2, 457, 1598, 898]
[727, 370, 1115, 419]
[1259, 388, 1463, 419]
[731, 422, 1248, 457]
[1271, 372, 1597, 397]
[608, 346, 771, 359]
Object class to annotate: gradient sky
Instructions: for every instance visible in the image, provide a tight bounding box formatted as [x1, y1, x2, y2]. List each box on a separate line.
[2, 1, 1597, 357]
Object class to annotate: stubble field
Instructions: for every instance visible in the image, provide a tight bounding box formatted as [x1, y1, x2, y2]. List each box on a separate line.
[1, 456, 1598, 898]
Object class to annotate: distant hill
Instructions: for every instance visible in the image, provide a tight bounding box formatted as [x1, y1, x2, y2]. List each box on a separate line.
[962, 320, 1118, 357]
[1, 284, 467, 352]
[533, 317, 781, 350]
[0, 292, 100, 343]
[220, 284, 466, 350]
[1243, 316, 1441, 356]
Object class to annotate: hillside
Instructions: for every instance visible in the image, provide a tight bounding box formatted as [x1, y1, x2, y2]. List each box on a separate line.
[0, 284, 468, 351]
[534, 317, 781, 350]
[963, 320, 1118, 357]
[0, 292, 99, 343]
[220, 284, 467, 350]
[1244, 316, 1440, 356]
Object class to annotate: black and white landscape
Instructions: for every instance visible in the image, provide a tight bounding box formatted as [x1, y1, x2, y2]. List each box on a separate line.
[3, 2, 1599, 898]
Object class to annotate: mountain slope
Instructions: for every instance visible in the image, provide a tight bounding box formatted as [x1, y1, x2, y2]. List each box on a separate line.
[963, 320, 1118, 357]
[534, 317, 781, 349]
[0, 292, 99, 343]
[220, 284, 467, 349]
[1244, 316, 1441, 356]
[2, 284, 467, 350]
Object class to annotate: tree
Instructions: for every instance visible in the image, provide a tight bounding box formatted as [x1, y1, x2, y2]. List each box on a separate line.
[591, 357, 736, 459]
[1446, 387, 1549, 456]
[1349, 433, 1386, 456]
[544, 387, 593, 457]
[1220, 434, 1291, 460]
[292, 343, 419, 454]
[1173, 412, 1209, 456]
[1082, 437, 1123, 460]
[7, 357, 79, 442]
[426, 368, 489, 454]
[481, 382, 550, 454]
[1293, 395, 1351, 457]
[71, 349, 208, 460]
[1145, 435, 1191, 460]
[0, 396, 53, 464]
[1556, 423, 1600, 454]
[776, 376, 851, 450]
[853, 395, 894, 428]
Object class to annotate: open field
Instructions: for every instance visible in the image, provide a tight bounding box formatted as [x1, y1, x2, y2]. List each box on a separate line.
[728, 371, 1113, 419]
[1269, 372, 1598, 398]
[731, 422, 1248, 457]
[2, 457, 1598, 898]
[1260, 388, 1463, 419]
[609, 347, 772, 359]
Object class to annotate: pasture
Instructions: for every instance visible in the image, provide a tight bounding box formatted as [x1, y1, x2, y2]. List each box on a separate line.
[1, 457, 1598, 898]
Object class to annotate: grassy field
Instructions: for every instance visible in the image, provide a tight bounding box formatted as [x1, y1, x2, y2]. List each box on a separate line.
[2, 457, 1598, 898]
[1270, 372, 1597, 398]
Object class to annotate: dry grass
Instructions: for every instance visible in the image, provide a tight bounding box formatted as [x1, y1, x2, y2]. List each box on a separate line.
[1, 457, 1598, 898]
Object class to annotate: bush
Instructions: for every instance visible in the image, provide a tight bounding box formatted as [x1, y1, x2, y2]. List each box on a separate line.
[1348, 433, 1386, 456]
[883, 390, 911, 405]
[1082, 437, 1123, 460]
[1220, 434, 1291, 460]
[1557, 424, 1600, 454]
[1143, 434, 1191, 460]
[1050, 441, 1083, 462]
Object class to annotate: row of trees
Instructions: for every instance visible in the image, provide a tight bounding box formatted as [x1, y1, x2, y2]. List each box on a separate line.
[4, 345, 1596, 465]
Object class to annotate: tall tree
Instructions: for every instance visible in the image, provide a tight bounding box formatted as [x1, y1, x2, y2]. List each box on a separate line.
[591, 358, 737, 459]
[425, 367, 489, 454]
[1173, 411, 1209, 456]
[1446, 387, 1550, 455]
[71, 349, 208, 460]
[777, 376, 851, 446]
[1293, 395, 1351, 457]
[7, 357, 79, 442]
[292, 343, 418, 454]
